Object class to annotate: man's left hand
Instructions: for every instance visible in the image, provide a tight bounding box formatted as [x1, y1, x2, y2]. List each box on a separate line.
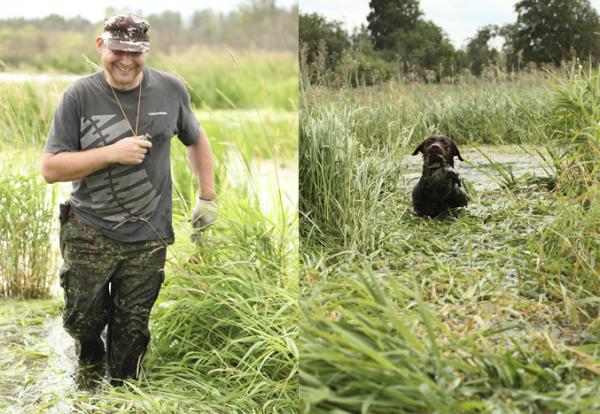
[191, 197, 218, 242]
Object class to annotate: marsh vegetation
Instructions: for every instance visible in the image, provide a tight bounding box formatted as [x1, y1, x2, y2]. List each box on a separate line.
[0, 47, 298, 412]
[299, 67, 599, 413]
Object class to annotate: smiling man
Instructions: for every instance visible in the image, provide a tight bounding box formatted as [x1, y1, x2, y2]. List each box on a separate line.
[41, 14, 218, 386]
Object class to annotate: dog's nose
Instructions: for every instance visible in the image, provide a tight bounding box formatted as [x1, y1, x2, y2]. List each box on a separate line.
[428, 143, 443, 154]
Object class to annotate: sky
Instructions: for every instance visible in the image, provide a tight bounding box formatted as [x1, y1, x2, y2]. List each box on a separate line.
[0, 0, 297, 22]
[300, 0, 600, 49]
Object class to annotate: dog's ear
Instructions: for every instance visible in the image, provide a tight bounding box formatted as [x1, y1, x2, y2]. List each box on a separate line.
[411, 139, 426, 155]
[451, 141, 464, 161]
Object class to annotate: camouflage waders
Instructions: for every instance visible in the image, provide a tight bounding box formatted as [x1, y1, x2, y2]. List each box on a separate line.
[58, 203, 166, 381]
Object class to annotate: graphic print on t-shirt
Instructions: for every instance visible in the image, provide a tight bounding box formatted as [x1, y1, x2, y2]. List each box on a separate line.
[80, 114, 160, 223]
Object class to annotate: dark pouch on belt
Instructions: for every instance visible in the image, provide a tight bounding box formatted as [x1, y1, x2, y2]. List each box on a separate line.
[59, 202, 71, 226]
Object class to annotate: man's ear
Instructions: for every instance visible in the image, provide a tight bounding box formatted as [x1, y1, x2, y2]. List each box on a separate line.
[95, 36, 104, 53]
[451, 140, 464, 161]
[411, 139, 427, 155]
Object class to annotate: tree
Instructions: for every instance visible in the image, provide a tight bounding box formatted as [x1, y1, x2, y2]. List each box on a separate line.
[299, 13, 350, 71]
[512, 0, 600, 66]
[466, 25, 500, 75]
[366, 0, 457, 79]
[367, 0, 422, 51]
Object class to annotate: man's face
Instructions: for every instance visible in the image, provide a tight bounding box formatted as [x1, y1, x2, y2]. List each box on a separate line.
[96, 38, 147, 89]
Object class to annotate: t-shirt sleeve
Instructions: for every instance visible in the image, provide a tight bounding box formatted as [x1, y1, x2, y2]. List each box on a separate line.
[44, 87, 81, 153]
[176, 81, 200, 146]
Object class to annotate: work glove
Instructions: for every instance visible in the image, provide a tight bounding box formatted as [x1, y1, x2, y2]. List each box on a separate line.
[191, 197, 218, 243]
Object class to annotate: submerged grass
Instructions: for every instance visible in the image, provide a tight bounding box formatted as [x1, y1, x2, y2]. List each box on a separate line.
[0, 300, 62, 410]
[300, 67, 600, 412]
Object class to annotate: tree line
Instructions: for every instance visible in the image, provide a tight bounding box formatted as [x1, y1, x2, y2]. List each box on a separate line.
[0, 0, 297, 72]
[300, 0, 600, 85]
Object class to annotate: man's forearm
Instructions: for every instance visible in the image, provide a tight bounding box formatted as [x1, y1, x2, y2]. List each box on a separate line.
[42, 136, 152, 183]
[187, 128, 216, 200]
[41, 147, 113, 183]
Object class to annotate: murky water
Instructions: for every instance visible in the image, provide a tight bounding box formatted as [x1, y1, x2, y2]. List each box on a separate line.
[18, 318, 77, 413]
[225, 152, 298, 216]
[0, 303, 78, 413]
[402, 145, 552, 190]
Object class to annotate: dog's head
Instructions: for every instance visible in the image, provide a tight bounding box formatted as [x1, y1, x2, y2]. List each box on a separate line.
[411, 135, 464, 167]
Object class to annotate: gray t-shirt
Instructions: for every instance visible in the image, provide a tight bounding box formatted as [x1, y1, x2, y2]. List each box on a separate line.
[45, 67, 200, 243]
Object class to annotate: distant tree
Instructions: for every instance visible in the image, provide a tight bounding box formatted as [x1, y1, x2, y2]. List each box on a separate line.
[351, 24, 377, 57]
[299, 13, 350, 70]
[146, 11, 184, 52]
[367, 0, 422, 52]
[512, 0, 600, 65]
[366, 0, 457, 79]
[466, 25, 500, 75]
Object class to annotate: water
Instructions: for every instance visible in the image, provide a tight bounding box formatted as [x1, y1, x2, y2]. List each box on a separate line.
[402, 145, 552, 190]
[225, 151, 298, 216]
[19, 318, 77, 414]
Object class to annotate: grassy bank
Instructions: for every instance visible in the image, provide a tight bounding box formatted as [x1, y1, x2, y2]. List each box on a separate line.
[300, 68, 599, 412]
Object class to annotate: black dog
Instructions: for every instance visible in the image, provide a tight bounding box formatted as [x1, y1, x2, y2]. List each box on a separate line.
[411, 135, 468, 217]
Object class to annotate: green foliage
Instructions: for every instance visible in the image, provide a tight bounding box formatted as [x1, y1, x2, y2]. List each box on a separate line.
[300, 69, 600, 412]
[299, 13, 351, 79]
[0, 51, 297, 152]
[0, 161, 57, 299]
[336, 49, 395, 86]
[466, 25, 501, 76]
[367, 0, 423, 51]
[150, 48, 298, 111]
[366, 0, 458, 80]
[512, 0, 600, 66]
[543, 64, 600, 195]
[0, 82, 61, 149]
[299, 0, 600, 85]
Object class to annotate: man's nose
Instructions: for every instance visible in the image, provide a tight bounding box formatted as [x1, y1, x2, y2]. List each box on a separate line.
[118, 53, 134, 64]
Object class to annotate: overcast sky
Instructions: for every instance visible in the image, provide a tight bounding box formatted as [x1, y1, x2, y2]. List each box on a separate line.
[0, 0, 297, 22]
[300, 0, 600, 49]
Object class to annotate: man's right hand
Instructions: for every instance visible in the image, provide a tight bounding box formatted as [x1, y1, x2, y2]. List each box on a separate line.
[110, 136, 152, 165]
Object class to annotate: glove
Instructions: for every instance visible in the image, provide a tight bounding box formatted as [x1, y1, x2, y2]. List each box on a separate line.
[191, 197, 218, 242]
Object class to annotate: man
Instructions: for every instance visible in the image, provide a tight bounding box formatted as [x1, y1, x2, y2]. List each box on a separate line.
[41, 14, 217, 384]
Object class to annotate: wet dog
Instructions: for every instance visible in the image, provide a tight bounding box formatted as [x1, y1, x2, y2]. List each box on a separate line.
[411, 135, 468, 217]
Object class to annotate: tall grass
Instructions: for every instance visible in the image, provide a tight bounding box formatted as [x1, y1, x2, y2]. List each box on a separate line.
[300, 67, 600, 412]
[0, 153, 57, 298]
[151, 48, 298, 111]
[302, 77, 550, 148]
[299, 102, 406, 251]
[529, 64, 600, 313]
[69, 134, 299, 412]
[0, 82, 63, 149]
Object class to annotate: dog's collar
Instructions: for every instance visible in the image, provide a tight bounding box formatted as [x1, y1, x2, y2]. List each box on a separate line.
[426, 162, 443, 169]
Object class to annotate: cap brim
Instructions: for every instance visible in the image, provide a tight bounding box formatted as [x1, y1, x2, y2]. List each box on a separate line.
[106, 39, 150, 53]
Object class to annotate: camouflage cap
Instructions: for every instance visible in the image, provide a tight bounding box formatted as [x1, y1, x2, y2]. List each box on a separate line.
[102, 14, 150, 53]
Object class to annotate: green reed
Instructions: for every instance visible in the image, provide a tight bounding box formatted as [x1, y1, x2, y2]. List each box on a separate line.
[300, 67, 599, 412]
[0, 150, 58, 299]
